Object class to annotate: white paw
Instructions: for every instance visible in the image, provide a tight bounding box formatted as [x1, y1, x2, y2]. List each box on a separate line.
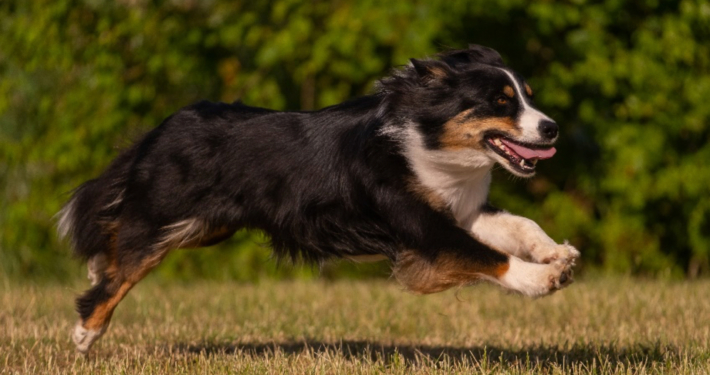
[498, 256, 574, 297]
[546, 257, 575, 291]
[534, 240, 580, 266]
[72, 321, 106, 354]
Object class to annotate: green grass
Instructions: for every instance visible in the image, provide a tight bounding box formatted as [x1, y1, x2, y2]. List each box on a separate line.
[2, 277, 709, 374]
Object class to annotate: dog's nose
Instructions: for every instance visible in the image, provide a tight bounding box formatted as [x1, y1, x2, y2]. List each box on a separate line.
[538, 120, 558, 140]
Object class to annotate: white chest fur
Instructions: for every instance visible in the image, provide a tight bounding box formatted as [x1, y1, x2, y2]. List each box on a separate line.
[402, 127, 493, 229]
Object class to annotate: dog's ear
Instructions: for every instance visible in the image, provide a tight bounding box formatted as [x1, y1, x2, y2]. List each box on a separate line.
[467, 44, 505, 66]
[410, 58, 452, 82]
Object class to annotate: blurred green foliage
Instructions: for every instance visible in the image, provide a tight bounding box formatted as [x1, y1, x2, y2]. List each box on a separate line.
[1, 0, 709, 281]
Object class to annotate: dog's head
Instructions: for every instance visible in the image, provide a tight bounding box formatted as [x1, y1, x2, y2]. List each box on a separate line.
[380, 45, 558, 178]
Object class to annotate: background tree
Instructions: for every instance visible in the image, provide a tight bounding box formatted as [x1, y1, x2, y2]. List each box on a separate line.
[1, 0, 708, 281]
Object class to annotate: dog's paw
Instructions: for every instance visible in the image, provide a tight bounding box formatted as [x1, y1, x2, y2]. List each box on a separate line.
[535, 240, 580, 266]
[72, 321, 106, 354]
[499, 256, 575, 297]
[547, 257, 575, 291]
[534, 258, 574, 296]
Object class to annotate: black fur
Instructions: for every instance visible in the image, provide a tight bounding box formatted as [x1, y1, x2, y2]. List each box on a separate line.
[58, 45, 576, 353]
[61, 45, 538, 298]
[76, 277, 114, 321]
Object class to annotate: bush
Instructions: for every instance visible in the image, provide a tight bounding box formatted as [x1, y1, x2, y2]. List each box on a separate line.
[1, 0, 708, 281]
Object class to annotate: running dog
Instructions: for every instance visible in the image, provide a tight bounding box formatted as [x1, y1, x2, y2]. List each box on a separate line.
[58, 44, 580, 354]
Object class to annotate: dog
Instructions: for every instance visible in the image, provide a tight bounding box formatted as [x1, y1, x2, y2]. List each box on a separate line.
[58, 44, 580, 354]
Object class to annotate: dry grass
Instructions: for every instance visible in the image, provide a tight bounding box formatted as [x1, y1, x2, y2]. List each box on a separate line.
[2, 277, 709, 374]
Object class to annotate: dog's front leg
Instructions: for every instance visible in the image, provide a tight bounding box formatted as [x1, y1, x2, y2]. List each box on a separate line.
[388, 210, 575, 297]
[470, 208, 580, 265]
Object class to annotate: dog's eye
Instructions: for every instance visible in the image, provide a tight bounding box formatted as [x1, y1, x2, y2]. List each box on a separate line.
[496, 97, 508, 105]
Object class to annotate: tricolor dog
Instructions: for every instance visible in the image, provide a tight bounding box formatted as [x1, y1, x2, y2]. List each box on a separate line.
[58, 45, 580, 354]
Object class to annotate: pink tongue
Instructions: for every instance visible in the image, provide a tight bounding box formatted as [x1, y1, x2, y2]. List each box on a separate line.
[500, 139, 556, 160]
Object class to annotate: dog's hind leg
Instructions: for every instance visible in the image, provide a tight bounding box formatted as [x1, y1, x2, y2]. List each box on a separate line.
[87, 253, 108, 286]
[73, 246, 169, 354]
[72, 219, 172, 354]
[72, 217, 236, 354]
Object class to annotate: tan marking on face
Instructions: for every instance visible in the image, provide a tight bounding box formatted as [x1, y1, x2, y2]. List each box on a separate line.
[407, 177, 449, 212]
[393, 250, 510, 294]
[503, 85, 515, 98]
[428, 66, 448, 79]
[439, 110, 521, 150]
[525, 83, 533, 96]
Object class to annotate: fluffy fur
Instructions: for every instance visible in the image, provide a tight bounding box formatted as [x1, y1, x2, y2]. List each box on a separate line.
[58, 44, 579, 354]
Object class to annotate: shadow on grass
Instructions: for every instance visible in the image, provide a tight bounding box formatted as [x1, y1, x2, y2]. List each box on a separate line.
[169, 339, 680, 368]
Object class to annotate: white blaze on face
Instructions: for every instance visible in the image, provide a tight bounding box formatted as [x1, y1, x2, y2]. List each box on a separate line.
[498, 69, 554, 143]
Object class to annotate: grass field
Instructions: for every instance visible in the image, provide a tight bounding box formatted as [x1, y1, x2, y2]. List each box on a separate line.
[2, 276, 709, 374]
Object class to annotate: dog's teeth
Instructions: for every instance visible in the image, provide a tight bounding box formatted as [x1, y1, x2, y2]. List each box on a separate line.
[531, 159, 538, 166]
[519, 159, 526, 168]
[493, 138, 502, 146]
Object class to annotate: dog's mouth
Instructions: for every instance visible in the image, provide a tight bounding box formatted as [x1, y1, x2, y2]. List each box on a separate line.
[485, 135, 556, 176]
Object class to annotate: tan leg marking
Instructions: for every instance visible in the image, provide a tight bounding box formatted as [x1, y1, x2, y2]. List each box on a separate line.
[393, 250, 509, 294]
[82, 242, 170, 330]
[83, 282, 133, 330]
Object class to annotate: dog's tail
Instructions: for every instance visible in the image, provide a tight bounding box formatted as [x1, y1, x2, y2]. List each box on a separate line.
[57, 151, 134, 260]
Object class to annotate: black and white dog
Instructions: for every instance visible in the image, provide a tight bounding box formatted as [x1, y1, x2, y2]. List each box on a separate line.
[59, 45, 579, 353]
